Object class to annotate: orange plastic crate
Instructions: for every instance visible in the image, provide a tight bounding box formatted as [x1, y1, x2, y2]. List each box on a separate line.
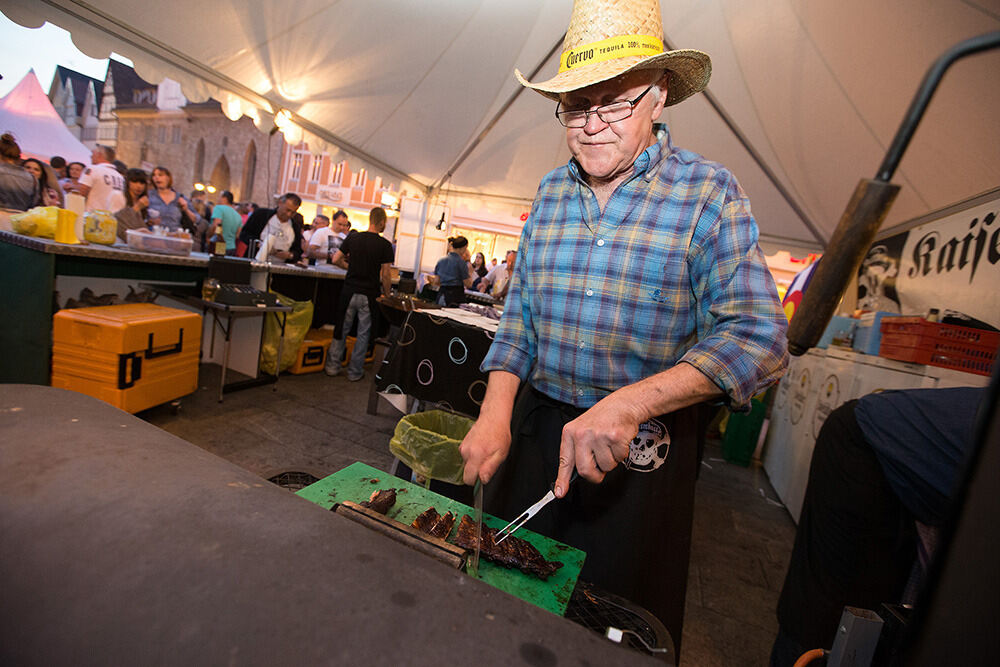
[879, 317, 999, 376]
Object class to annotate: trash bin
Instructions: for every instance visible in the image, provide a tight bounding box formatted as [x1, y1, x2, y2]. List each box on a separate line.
[721, 392, 768, 467]
[389, 410, 474, 485]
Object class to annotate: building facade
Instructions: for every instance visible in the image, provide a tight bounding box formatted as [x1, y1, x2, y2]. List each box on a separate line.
[48, 66, 103, 148]
[275, 145, 404, 232]
[49, 61, 284, 205]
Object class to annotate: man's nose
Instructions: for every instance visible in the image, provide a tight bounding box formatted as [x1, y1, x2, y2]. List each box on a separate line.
[582, 109, 608, 134]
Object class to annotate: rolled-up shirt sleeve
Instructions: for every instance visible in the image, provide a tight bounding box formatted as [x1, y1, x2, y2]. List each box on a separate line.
[481, 219, 536, 380]
[679, 181, 789, 411]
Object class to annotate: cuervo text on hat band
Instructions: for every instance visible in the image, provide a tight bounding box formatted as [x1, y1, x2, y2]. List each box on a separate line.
[559, 35, 664, 73]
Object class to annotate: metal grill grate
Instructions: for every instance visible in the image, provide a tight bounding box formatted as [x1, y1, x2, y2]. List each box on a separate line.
[565, 580, 674, 662]
[267, 471, 322, 492]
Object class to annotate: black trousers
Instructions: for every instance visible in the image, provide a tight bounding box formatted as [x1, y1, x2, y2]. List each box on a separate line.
[439, 284, 465, 307]
[771, 400, 916, 665]
[485, 386, 699, 656]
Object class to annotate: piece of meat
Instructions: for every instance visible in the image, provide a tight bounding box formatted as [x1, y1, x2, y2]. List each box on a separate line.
[454, 514, 563, 580]
[360, 488, 396, 514]
[411, 507, 456, 540]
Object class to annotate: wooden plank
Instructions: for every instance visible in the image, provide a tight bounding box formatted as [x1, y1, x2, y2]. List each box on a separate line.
[335, 501, 466, 569]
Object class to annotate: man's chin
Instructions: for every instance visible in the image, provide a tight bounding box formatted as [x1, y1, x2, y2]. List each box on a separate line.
[578, 162, 621, 182]
[575, 151, 621, 179]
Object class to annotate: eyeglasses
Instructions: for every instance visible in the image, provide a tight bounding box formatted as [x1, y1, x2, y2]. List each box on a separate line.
[555, 83, 657, 128]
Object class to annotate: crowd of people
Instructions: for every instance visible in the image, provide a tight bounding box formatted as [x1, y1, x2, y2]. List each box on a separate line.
[429, 234, 517, 306]
[2, 129, 397, 384]
[0, 133, 363, 264]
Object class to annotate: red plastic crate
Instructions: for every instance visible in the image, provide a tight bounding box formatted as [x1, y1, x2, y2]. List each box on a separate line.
[879, 317, 999, 376]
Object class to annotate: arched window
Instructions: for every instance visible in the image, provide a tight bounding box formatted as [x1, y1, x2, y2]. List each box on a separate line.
[194, 138, 205, 183]
[210, 155, 231, 192]
[241, 141, 257, 202]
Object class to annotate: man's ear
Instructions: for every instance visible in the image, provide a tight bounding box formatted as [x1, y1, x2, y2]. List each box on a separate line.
[651, 70, 670, 117]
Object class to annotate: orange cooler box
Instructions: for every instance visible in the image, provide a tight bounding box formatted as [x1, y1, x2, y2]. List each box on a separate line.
[52, 303, 202, 413]
[289, 330, 333, 375]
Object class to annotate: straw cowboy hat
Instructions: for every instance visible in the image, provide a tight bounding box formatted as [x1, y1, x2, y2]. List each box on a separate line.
[516, 0, 711, 107]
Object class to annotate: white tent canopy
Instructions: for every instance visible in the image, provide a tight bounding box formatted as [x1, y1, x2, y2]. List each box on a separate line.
[3, 0, 997, 252]
[0, 69, 90, 164]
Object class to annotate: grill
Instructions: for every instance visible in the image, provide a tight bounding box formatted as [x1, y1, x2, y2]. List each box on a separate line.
[565, 580, 675, 662]
[267, 470, 322, 492]
[283, 467, 674, 660]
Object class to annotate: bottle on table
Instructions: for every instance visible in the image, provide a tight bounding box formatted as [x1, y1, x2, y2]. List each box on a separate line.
[209, 225, 226, 256]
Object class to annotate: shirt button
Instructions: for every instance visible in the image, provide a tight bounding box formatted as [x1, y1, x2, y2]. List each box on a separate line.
[586, 289, 594, 297]
[596, 239, 605, 247]
[579, 341, 585, 349]
[578, 389, 584, 396]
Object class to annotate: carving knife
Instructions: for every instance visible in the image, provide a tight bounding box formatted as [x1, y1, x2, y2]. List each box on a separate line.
[470, 479, 483, 577]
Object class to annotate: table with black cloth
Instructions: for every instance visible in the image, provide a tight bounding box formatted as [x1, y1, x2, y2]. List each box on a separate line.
[374, 309, 493, 418]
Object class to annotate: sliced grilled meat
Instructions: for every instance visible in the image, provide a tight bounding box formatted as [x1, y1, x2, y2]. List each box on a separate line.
[360, 488, 397, 514]
[411, 507, 456, 540]
[454, 514, 563, 580]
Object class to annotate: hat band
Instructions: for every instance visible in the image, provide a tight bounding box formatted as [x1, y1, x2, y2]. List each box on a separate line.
[558, 35, 664, 73]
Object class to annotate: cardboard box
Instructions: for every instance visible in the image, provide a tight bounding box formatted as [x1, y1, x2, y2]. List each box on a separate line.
[817, 315, 857, 349]
[852, 311, 900, 355]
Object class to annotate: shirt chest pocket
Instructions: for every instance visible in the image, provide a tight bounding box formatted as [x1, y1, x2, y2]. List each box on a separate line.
[615, 249, 690, 335]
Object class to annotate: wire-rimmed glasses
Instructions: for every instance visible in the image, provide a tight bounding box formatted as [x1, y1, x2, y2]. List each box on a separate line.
[555, 83, 657, 128]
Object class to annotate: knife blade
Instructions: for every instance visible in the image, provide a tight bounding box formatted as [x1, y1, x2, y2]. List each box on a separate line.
[470, 479, 483, 577]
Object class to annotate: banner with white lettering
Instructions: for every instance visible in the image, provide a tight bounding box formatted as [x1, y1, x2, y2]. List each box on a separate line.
[858, 194, 1000, 329]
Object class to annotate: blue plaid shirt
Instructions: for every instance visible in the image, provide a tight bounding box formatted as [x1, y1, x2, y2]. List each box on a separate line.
[482, 130, 788, 411]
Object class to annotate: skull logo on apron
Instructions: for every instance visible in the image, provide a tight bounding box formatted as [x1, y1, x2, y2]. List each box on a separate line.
[624, 417, 670, 472]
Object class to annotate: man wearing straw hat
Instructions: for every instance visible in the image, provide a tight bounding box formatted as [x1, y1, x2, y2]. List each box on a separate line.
[460, 0, 788, 648]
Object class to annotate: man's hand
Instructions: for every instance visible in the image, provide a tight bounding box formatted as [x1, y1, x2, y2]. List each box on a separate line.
[274, 249, 293, 260]
[459, 412, 512, 486]
[555, 392, 642, 495]
[554, 363, 724, 496]
[459, 371, 520, 485]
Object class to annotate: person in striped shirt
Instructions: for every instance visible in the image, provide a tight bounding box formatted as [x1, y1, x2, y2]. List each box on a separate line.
[459, 0, 788, 643]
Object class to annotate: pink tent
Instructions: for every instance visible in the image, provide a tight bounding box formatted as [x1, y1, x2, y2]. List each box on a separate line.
[0, 70, 90, 164]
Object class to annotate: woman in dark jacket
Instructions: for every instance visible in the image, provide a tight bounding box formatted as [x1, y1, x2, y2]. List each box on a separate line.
[0, 133, 39, 211]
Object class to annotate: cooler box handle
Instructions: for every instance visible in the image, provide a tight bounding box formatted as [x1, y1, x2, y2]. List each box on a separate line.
[144, 330, 184, 359]
[303, 345, 325, 367]
[117, 352, 143, 389]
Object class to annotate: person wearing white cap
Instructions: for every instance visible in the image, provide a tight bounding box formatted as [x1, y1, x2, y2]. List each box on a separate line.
[459, 0, 788, 649]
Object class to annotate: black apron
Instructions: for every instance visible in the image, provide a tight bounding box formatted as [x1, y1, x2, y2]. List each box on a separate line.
[485, 385, 700, 654]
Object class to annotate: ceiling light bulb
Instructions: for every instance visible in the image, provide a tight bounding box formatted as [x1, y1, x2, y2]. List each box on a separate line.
[274, 109, 293, 129]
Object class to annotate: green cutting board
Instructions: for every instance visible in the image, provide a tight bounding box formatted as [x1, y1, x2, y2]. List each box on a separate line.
[297, 462, 585, 616]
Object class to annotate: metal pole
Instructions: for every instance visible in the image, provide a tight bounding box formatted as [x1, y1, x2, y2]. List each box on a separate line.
[877, 31, 1000, 183]
[787, 32, 1000, 355]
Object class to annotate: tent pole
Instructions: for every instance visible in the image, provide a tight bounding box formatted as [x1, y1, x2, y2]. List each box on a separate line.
[412, 191, 432, 278]
[431, 35, 566, 192]
[661, 35, 826, 248]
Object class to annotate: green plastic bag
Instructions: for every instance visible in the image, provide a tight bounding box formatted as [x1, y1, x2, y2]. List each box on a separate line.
[389, 410, 475, 485]
[259, 292, 313, 375]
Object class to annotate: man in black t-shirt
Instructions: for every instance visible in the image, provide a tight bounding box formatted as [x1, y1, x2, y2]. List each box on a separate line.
[324, 206, 395, 381]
